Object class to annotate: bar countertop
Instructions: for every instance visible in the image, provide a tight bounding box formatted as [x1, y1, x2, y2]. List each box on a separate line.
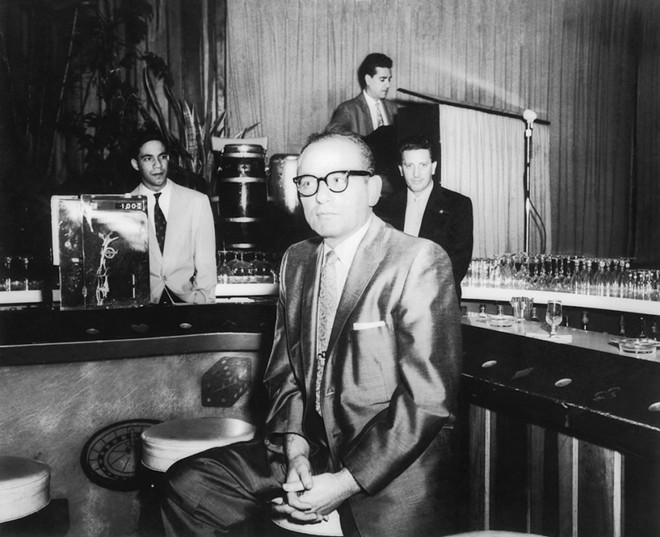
[0, 301, 277, 366]
[461, 316, 660, 459]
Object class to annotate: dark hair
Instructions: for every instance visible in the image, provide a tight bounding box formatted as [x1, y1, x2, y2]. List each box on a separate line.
[398, 134, 435, 163]
[131, 128, 168, 160]
[357, 53, 393, 90]
[301, 132, 375, 174]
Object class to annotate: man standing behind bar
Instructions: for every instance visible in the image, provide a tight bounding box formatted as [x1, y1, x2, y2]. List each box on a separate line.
[325, 53, 398, 136]
[129, 130, 216, 304]
[162, 132, 462, 537]
[375, 135, 473, 299]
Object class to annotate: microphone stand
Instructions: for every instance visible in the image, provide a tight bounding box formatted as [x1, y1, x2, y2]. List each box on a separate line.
[523, 119, 533, 253]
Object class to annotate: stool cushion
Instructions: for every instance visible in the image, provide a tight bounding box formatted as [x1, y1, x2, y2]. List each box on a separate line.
[141, 417, 256, 472]
[271, 498, 343, 536]
[0, 456, 50, 523]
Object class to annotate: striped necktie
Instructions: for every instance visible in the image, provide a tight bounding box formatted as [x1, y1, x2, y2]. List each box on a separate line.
[154, 192, 167, 253]
[315, 249, 338, 414]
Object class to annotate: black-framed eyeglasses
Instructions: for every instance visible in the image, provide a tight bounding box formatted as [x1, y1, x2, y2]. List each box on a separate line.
[292, 170, 373, 197]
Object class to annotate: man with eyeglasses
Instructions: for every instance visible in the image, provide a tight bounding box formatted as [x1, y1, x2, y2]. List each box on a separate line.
[162, 132, 462, 537]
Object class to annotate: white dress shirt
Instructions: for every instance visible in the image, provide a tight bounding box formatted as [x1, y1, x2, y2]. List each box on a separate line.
[135, 179, 172, 234]
[322, 216, 372, 298]
[403, 182, 433, 237]
[363, 91, 388, 129]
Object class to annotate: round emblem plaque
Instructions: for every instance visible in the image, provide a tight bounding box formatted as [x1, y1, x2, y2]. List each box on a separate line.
[80, 419, 160, 491]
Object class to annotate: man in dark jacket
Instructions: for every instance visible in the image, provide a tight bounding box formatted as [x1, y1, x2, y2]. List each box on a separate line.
[375, 134, 473, 298]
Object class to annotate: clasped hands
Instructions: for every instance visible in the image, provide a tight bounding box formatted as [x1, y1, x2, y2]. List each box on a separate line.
[271, 452, 360, 524]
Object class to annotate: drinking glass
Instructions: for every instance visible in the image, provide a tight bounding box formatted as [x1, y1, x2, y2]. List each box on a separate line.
[227, 250, 252, 282]
[217, 250, 232, 284]
[546, 300, 563, 337]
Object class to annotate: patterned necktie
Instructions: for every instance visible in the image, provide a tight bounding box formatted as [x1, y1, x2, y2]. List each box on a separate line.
[375, 101, 385, 127]
[316, 249, 338, 414]
[154, 192, 167, 253]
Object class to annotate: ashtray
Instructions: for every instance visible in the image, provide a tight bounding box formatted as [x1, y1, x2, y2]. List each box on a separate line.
[487, 314, 515, 328]
[617, 338, 658, 355]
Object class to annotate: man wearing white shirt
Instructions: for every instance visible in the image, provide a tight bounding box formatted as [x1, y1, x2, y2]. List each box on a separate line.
[376, 135, 473, 299]
[129, 131, 216, 304]
[162, 132, 461, 537]
[325, 53, 398, 136]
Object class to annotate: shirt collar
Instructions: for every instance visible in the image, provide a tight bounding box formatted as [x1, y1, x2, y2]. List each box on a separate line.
[363, 90, 380, 106]
[137, 178, 171, 197]
[323, 214, 372, 268]
[406, 180, 434, 203]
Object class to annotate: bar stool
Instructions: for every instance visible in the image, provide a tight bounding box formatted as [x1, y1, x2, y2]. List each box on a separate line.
[141, 418, 342, 536]
[0, 456, 51, 523]
[141, 416, 256, 472]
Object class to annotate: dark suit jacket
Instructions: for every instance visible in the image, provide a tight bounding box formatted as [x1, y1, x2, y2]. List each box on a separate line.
[375, 183, 473, 297]
[326, 93, 398, 137]
[263, 216, 461, 537]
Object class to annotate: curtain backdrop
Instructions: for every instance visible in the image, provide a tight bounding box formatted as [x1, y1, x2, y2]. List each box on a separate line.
[439, 107, 551, 257]
[225, 0, 655, 261]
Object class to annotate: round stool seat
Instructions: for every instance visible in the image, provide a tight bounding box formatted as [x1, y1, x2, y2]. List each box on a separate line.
[0, 456, 50, 523]
[271, 498, 343, 536]
[141, 417, 256, 472]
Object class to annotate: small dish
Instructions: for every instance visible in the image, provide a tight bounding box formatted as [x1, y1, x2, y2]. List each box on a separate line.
[487, 314, 515, 328]
[617, 338, 658, 355]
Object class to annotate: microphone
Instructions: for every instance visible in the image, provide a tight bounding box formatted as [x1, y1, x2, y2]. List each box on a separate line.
[523, 109, 536, 141]
[523, 108, 537, 125]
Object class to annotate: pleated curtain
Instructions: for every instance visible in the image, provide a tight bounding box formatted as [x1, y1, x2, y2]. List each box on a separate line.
[224, 0, 655, 262]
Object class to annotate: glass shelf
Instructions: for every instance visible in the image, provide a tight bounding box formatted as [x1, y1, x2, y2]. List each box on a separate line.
[461, 286, 660, 316]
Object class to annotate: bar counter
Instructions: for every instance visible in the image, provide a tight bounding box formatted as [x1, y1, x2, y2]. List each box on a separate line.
[1, 301, 659, 535]
[461, 316, 660, 459]
[0, 300, 276, 366]
[0, 301, 276, 536]
[459, 316, 660, 536]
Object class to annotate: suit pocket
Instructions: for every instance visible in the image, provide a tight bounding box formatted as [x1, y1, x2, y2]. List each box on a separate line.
[349, 324, 397, 404]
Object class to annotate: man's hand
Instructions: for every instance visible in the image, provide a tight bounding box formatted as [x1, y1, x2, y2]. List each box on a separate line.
[286, 468, 361, 518]
[273, 434, 361, 523]
[271, 434, 320, 523]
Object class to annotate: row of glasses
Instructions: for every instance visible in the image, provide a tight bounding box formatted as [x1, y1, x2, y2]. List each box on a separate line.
[464, 254, 659, 301]
[217, 250, 279, 284]
[0, 256, 45, 291]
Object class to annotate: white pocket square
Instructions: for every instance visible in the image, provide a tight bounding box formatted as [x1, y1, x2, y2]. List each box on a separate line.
[353, 320, 386, 330]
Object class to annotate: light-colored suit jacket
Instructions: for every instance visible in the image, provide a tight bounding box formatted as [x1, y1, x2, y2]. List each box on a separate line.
[131, 181, 217, 304]
[263, 216, 461, 536]
[326, 93, 398, 137]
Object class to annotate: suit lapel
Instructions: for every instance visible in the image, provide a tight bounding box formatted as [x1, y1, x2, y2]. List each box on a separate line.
[326, 217, 385, 354]
[356, 93, 374, 133]
[300, 244, 324, 384]
[420, 183, 443, 235]
[162, 183, 182, 261]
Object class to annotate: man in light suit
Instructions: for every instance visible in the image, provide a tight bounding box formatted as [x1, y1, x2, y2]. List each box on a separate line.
[130, 131, 216, 304]
[376, 135, 473, 299]
[162, 132, 462, 537]
[325, 53, 398, 137]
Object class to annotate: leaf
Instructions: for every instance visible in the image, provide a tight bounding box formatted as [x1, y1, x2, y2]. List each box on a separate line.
[181, 100, 198, 172]
[236, 121, 260, 139]
[142, 67, 169, 140]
